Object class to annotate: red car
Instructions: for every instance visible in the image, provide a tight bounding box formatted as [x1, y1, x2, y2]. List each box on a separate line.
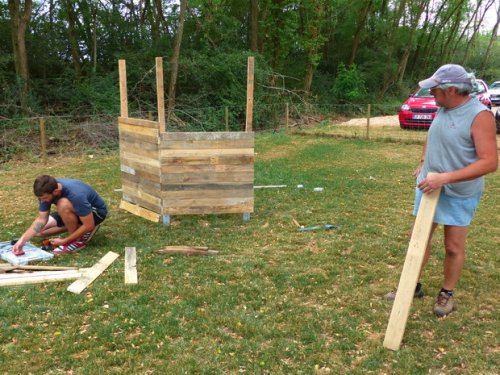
[399, 80, 492, 130]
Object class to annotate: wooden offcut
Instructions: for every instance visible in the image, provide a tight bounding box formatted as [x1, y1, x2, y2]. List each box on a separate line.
[157, 246, 218, 256]
[383, 179, 441, 351]
[67, 251, 119, 294]
[124, 247, 138, 284]
[117, 57, 255, 223]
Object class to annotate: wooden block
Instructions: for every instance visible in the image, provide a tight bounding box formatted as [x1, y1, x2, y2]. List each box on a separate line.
[124, 247, 138, 284]
[383, 180, 441, 351]
[67, 251, 119, 294]
[120, 200, 160, 222]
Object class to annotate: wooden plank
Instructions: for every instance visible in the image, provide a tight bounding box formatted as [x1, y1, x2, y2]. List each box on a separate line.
[245, 56, 254, 132]
[383, 180, 441, 351]
[162, 200, 254, 215]
[118, 123, 160, 139]
[161, 171, 254, 184]
[67, 251, 120, 294]
[123, 185, 162, 207]
[160, 148, 254, 158]
[118, 117, 160, 129]
[156, 57, 166, 132]
[162, 197, 254, 209]
[161, 182, 253, 191]
[157, 247, 218, 256]
[0, 270, 83, 287]
[120, 200, 160, 222]
[161, 154, 254, 166]
[160, 187, 252, 199]
[161, 132, 254, 142]
[161, 163, 254, 174]
[118, 60, 128, 118]
[124, 247, 138, 284]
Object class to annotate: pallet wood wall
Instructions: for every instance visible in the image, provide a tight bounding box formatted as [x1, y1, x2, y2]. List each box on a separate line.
[118, 57, 255, 223]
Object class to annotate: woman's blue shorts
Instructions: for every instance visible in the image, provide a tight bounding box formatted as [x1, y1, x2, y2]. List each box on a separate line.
[413, 188, 482, 226]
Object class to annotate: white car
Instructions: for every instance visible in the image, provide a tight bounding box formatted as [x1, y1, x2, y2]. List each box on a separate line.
[489, 81, 500, 106]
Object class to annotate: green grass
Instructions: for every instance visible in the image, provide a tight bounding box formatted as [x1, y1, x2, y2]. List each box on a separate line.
[0, 133, 498, 374]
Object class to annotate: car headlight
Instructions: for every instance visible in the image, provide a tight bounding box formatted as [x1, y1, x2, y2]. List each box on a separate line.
[401, 104, 411, 111]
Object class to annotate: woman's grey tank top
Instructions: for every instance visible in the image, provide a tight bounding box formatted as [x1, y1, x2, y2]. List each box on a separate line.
[417, 97, 489, 198]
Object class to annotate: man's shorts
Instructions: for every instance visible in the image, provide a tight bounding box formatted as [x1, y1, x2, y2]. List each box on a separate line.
[50, 207, 107, 227]
[413, 188, 482, 226]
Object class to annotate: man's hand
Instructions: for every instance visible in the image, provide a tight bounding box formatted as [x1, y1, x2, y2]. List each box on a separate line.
[49, 238, 66, 247]
[12, 240, 26, 256]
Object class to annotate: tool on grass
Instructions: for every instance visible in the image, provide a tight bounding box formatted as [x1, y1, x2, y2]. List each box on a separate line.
[298, 224, 340, 232]
[41, 239, 54, 251]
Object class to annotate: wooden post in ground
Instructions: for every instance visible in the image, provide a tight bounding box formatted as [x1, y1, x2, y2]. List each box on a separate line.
[156, 57, 166, 133]
[366, 104, 371, 140]
[39, 117, 47, 164]
[225, 106, 229, 131]
[383, 176, 441, 351]
[285, 102, 289, 134]
[245, 56, 255, 132]
[118, 60, 128, 118]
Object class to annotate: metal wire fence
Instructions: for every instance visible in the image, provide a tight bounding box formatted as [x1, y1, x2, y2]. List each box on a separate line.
[0, 103, 431, 164]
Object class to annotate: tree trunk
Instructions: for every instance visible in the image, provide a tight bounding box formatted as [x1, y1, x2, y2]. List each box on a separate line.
[166, 0, 188, 127]
[8, 0, 32, 114]
[348, 0, 373, 66]
[64, 0, 82, 78]
[250, 0, 258, 52]
[480, 5, 500, 73]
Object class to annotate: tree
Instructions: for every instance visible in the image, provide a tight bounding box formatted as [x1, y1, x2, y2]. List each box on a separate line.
[8, 0, 32, 113]
[166, 0, 188, 127]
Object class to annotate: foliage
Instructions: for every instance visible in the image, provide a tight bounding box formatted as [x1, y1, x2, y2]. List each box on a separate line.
[331, 63, 367, 103]
[0, 134, 498, 373]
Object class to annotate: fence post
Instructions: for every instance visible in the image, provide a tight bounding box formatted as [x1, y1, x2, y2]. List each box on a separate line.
[366, 104, 371, 140]
[285, 102, 289, 134]
[225, 106, 229, 131]
[39, 117, 47, 164]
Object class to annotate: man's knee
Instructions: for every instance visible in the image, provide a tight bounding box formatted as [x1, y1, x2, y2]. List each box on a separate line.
[56, 198, 75, 214]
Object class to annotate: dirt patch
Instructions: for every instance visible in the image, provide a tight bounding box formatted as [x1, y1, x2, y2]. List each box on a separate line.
[337, 115, 399, 127]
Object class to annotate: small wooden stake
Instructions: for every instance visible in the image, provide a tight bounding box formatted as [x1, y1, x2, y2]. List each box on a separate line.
[383, 175, 441, 350]
[124, 247, 138, 284]
[39, 117, 47, 164]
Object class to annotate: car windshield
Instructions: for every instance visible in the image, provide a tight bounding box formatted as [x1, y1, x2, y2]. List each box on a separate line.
[490, 82, 500, 89]
[472, 81, 487, 94]
[414, 88, 432, 98]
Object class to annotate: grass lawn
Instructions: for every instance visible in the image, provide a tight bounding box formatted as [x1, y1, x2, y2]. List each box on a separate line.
[0, 133, 498, 374]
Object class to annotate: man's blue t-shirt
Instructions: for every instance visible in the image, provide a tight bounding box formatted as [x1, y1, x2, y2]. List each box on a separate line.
[38, 178, 107, 218]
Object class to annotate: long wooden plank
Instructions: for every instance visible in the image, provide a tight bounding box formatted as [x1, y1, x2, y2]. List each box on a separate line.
[0, 270, 83, 287]
[161, 182, 253, 191]
[161, 154, 254, 166]
[161, 171, 254, 184]
[118, 60, 128, 118]
[162, 200, 254, 215]
[160, 188, 252, 199]
[161, 163, 254, 174]
[245, 56, 254, 132]
[160, 148, 254, 158]
[160, 138, 254, 150]
[119, 123, 160, 139]
[118, 117, 160, 129]
[162, 197, 253, 209]
[67, 252, 120, 294]
[156, 57, 166, 132]
[161, 132, 254, 141]
[124, 247, 138, 284]
[383, 181, 441, 351]
[120, 200, 160, 222]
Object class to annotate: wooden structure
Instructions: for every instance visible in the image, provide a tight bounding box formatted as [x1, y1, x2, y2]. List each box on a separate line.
[118, 57, 255, 224]
[383, 176, 441, 351]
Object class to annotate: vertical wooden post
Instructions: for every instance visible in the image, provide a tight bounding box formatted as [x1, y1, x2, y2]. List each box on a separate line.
[383, 175, 441, 351]
[225, 106, 229, 131]
[118, 60, 128, 118]
[285, 102, 289, 134]
[39, 117, 47, 164]
[245, 56, 255, 132]
[156, 57, 166, 133]
[366, 104, 371, 140]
